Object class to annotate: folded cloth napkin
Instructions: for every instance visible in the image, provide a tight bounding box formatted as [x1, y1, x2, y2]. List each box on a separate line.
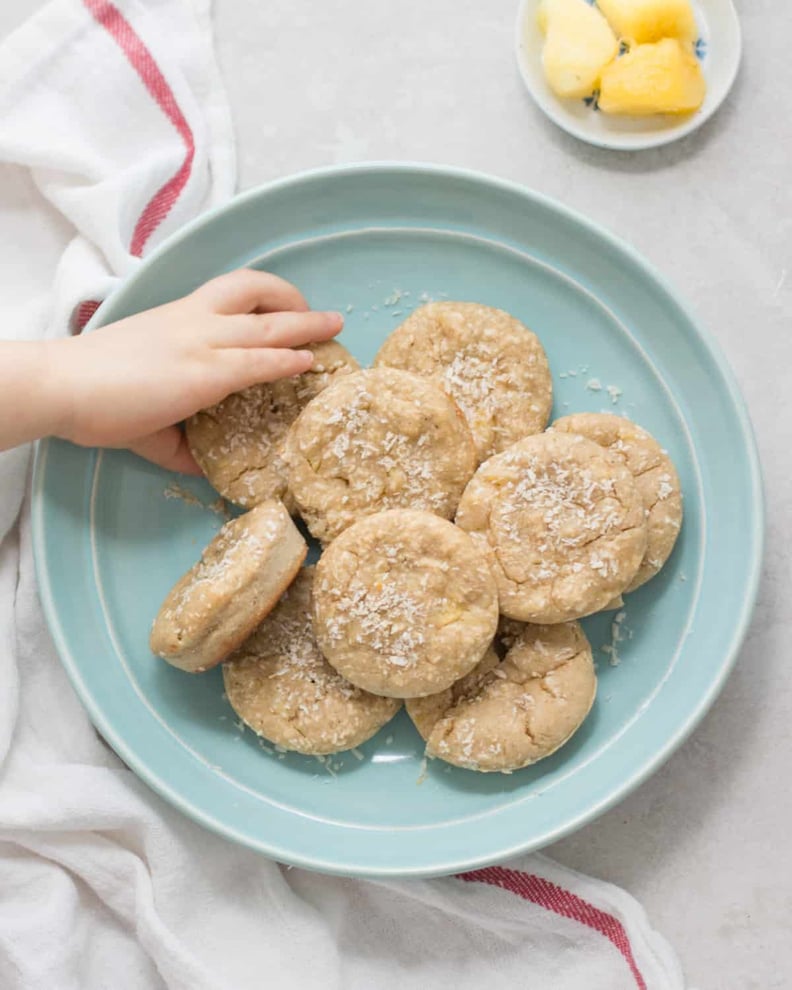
[0, 3, 686, 988]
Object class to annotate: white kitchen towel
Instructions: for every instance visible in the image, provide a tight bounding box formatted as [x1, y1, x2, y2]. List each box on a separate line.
[0, 3, 685, 989]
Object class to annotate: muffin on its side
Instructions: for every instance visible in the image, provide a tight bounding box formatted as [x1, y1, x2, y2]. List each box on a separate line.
[150, 501, 306, 673]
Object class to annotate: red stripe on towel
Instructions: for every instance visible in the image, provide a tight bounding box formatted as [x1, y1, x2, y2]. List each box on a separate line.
[72, 299, 101, 333]
[460, 866, 647, 990]
[82, 0, 196, 257]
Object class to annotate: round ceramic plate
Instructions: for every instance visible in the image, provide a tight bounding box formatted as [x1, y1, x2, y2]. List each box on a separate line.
[516, 0, 742, 150]
[32, 164, 762, 877]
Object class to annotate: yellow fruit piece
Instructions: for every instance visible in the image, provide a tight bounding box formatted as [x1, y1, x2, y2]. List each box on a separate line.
[435, 607, 464, 628]
[596, 0, 697, 44]
[598, 38, 706, 115]
[537, 0, 619, 100]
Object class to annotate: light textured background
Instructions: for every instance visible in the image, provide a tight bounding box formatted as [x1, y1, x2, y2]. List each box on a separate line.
[2, 1, 790, 987]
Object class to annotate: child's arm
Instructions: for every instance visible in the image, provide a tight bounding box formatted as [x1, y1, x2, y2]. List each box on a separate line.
[0, 269, 343, 474]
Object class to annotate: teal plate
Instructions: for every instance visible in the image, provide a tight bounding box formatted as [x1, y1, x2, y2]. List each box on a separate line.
[32, 164, 763, 877]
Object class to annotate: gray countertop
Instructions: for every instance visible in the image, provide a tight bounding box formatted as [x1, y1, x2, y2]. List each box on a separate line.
[3, 1, 790, 986]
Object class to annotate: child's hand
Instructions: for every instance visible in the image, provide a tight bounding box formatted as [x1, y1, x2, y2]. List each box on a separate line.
[44, 269, 343, 473]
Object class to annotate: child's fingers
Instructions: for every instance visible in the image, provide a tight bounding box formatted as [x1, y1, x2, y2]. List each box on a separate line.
[218, 347, 315, 391]
[127, 427, 203, 475]
[222, 310, 343, 349]
[195, 269, 309, 315]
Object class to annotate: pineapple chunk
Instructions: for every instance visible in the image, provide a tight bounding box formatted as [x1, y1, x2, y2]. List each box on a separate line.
[538, 0, 619, 100]
[596, 0, 697, 45]
[599, 38, 705, 115]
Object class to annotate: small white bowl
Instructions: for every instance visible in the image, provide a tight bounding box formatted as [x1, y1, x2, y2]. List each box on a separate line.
[515, 0, 742, 150]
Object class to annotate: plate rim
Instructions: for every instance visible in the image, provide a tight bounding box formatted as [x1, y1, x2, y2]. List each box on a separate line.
[31, 161, 765, 876]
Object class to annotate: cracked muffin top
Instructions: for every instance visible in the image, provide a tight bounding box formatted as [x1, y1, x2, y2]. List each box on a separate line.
[186, 340, 359, 509]
[223, 567, 400, 755]
[407, 619, 595, 772]
[456, 431, 648, 623]
[313, 509, 498, 698]
[550, 412, 682, 592]
[283, 368, 475, 544]
[375, 301, 552, 464]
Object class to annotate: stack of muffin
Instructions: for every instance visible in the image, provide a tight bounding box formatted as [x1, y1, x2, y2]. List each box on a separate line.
[150, 302, 682, 774]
